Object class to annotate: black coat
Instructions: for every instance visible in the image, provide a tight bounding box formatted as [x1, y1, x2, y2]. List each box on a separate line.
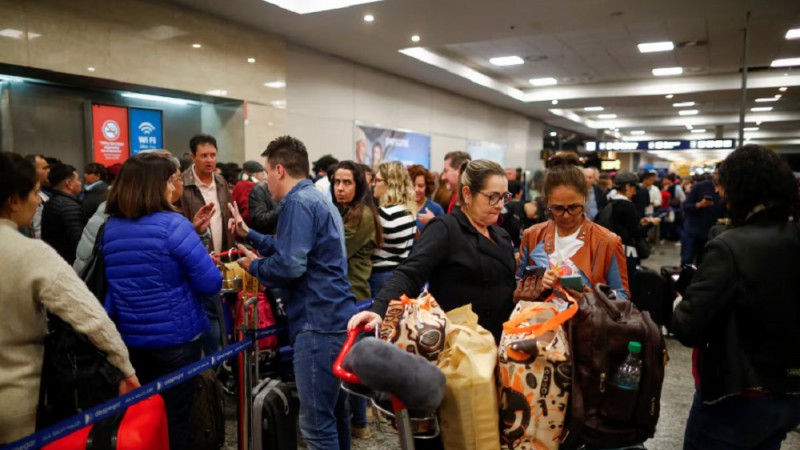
[370, 209, 516, 342]
[41, 190, 87, 264]
[248, 182, 279, 235]
[672, 209, 800, 402]
[592, 184, 608, 218]
[81, 182, 108, 220]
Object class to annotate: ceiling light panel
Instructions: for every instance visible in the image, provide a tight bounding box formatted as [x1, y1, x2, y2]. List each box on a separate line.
[630, 130, 646, 135]
[363, 14, 374, 22]
[751, 107, 773, 112]
[652, 67, 683, 76]
[754, 97, 778, 102]
[529, 77, 558, 86]
[264, 81, 286, 88]
[679, 109, 699, 115]
[489, 56, 524, 66]
[787, 29, 800, 40]
[584, 106, 604, 111]
[638, 41, 675, 53]
[597, 114, 617, 119]
[673, 102, 695, 107]
[771, 57, 800, 67]
[743, 127, 759, 131]
[690, 128, 706, 133]
[261, 0, 383, 14]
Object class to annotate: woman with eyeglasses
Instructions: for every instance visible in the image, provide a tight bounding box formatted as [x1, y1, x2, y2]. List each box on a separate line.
[349, 159, 516, 345]
[516, 152, 629, 303]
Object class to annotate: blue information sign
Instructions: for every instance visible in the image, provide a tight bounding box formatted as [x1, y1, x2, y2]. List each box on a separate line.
[129, 108, 163, 155]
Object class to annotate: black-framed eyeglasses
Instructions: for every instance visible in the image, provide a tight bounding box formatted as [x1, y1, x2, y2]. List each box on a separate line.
[478, 191, 513, 206]
[548, 204, 584, 216]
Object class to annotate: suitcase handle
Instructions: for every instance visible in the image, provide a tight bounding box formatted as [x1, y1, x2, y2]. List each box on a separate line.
[333, 326, 366, 385]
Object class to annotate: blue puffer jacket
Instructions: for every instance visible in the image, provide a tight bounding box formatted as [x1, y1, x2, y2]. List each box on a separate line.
[103, 211, 222, 348]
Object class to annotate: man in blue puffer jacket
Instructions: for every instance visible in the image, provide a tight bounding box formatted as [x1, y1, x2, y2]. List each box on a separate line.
[102, 153, 222, 450]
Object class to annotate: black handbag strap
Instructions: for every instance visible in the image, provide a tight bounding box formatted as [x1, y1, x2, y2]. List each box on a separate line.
[86, 410, 125, 450]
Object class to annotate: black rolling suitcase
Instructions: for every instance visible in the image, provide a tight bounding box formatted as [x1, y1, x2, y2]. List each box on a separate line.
[253, 378, 300, 450]
[189, 369, 226, 450]
[631, 265, 671, 330]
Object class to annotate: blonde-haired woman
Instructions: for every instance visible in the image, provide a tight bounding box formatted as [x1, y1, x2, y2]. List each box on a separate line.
[369, 161, 417, 296]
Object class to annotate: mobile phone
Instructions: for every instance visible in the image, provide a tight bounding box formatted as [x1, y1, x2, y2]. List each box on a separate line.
[559, 274, 585, 292]
[523, 265, 546, 279]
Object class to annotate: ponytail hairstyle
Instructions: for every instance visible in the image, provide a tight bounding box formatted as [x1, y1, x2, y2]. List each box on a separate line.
[543, 152, 588, 199]
[377, 161, 417, 218]
[331, 161, 383, 246]
[457, 159, 506, 203]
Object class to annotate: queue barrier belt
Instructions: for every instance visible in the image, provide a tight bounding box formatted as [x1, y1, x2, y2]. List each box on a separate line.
[1, 299, 373, 450]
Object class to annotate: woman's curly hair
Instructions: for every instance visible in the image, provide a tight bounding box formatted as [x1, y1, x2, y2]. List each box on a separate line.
[718, 144, 799, 225]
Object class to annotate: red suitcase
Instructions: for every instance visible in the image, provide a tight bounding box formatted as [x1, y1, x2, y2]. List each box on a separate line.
[43, 394, 169, 450]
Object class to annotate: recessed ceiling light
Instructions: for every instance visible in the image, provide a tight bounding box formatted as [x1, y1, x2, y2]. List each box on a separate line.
[264, 81, 286, 88]
[551, 100, 558, 105]
[673, 101, 695, 107]
[411, 35, 420, 42]
[363, 14, 374, 22]
[630, 130, 646, 135]
[597, 114, 617, 119]
[786, 28, 800, 40]
[690, 128, 706, 133]
[584, 106, 604, 111]
[771, 57, 800, 68]
[679, 109, 699, 116]
[489, 56, 524, 66]
[549, 131, 557, 137]
[261, 0, 384, 15]
[665, 94, 674, 99]
[775, 94, 782, 99]
[87, 67, 95, 72]
[755, 97, 778, 102]
[751, 106, 773, 112]
[779, 86, 788, 92]
[192, 43, 202, 48]
[743, 126, 759, 131]
[247, 57, 256, 63]
[638, 41, 675, 53]
[205, 89, 228, 96]
[529, 77, 558, 86]
[652, 67, 683, 76]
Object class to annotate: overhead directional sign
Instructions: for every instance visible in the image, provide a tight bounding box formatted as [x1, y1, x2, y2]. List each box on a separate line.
[586, 139, 737, 152]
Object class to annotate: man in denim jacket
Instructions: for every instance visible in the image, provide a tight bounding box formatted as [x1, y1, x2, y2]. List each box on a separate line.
[230, 135, 357, 450]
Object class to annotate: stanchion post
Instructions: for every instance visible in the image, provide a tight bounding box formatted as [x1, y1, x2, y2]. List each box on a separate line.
[237, 296, 259, 450]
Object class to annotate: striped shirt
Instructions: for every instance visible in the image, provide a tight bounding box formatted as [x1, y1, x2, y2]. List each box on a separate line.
[372, 204, 416, 272]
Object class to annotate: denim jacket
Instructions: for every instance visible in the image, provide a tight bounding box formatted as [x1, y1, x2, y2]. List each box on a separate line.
[246, 179, 357, 342]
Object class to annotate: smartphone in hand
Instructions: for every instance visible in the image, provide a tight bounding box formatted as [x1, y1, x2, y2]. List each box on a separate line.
[523, 265, 546, 279]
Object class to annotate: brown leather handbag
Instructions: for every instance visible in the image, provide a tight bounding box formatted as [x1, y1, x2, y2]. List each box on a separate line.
[563, 284, 668, 448]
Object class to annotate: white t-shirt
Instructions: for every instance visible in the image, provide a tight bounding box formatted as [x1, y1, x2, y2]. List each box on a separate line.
[550, 225, 583, 276]
[193, 165, 223, 254]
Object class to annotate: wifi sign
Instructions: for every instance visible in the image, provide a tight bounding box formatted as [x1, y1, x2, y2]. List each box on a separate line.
[129, 108, 163, 155]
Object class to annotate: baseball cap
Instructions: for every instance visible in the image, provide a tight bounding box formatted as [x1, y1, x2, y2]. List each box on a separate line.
[243, 160, 265, 173]
[614, 171, 639, 185]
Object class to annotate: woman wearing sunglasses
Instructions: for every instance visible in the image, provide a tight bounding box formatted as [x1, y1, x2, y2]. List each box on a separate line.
[515, 152, 629, 303]
[349, 159, 516, 346]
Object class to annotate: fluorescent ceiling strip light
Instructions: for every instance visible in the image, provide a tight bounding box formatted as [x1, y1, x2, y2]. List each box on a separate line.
[652, 67, 683, 76]
[754, 97, 778, 102]
[260, 0, 383, 14]
[120, 92, 194, 105]
[630, 130, 646, 135]
[584, 106, 604, 111]
[638, 41, 674, 53]
[673, 102, 695, 107]
[489, 56, 524, 66]
[264, 81, 285, 88]
[751, 106, 773, 112]
[679, 109, 699, 115]
[771, 57, 800, 67]
[786, 29, 800, 40]
[743, 127, 759, 131]
[690, 128, 706, 133]
[529, 77, 558, 86]
[399, 47, 527, 101]
[597, 114, 617, 119]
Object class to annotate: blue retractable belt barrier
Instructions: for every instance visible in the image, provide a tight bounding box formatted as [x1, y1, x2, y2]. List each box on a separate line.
[2, 299, 373, 450]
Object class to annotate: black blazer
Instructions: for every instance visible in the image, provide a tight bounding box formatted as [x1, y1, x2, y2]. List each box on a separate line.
[41, 190, 87, 265]
[370, 209, 516, 342]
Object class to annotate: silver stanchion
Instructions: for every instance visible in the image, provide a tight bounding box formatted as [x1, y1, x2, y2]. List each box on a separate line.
[238, 295, 259, 450]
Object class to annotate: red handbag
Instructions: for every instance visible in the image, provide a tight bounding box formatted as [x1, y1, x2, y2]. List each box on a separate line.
[43, 394, 169, 450]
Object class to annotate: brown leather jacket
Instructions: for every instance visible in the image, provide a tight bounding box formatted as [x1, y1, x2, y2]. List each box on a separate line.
[180, 168, 235, 252]
[519, 219, 630, 299]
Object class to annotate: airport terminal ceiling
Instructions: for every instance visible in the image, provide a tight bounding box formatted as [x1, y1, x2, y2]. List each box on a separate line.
[169, 0, 800, 160]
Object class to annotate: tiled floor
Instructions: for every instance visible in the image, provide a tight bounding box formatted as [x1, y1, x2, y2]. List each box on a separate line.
[223, 241, 800, 449]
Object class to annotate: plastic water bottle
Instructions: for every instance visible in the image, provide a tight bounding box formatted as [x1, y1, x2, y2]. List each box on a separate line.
[611, 341, 642, 390]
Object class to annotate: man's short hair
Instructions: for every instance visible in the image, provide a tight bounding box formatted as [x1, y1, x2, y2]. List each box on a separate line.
[261, 135, 310, 178]
[48, 163, 77, 187]
[189, 134, 217, 154]
[84, 162, 107, 181]
[641, 171, 657, 181]
[444, 151, 471, 170]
